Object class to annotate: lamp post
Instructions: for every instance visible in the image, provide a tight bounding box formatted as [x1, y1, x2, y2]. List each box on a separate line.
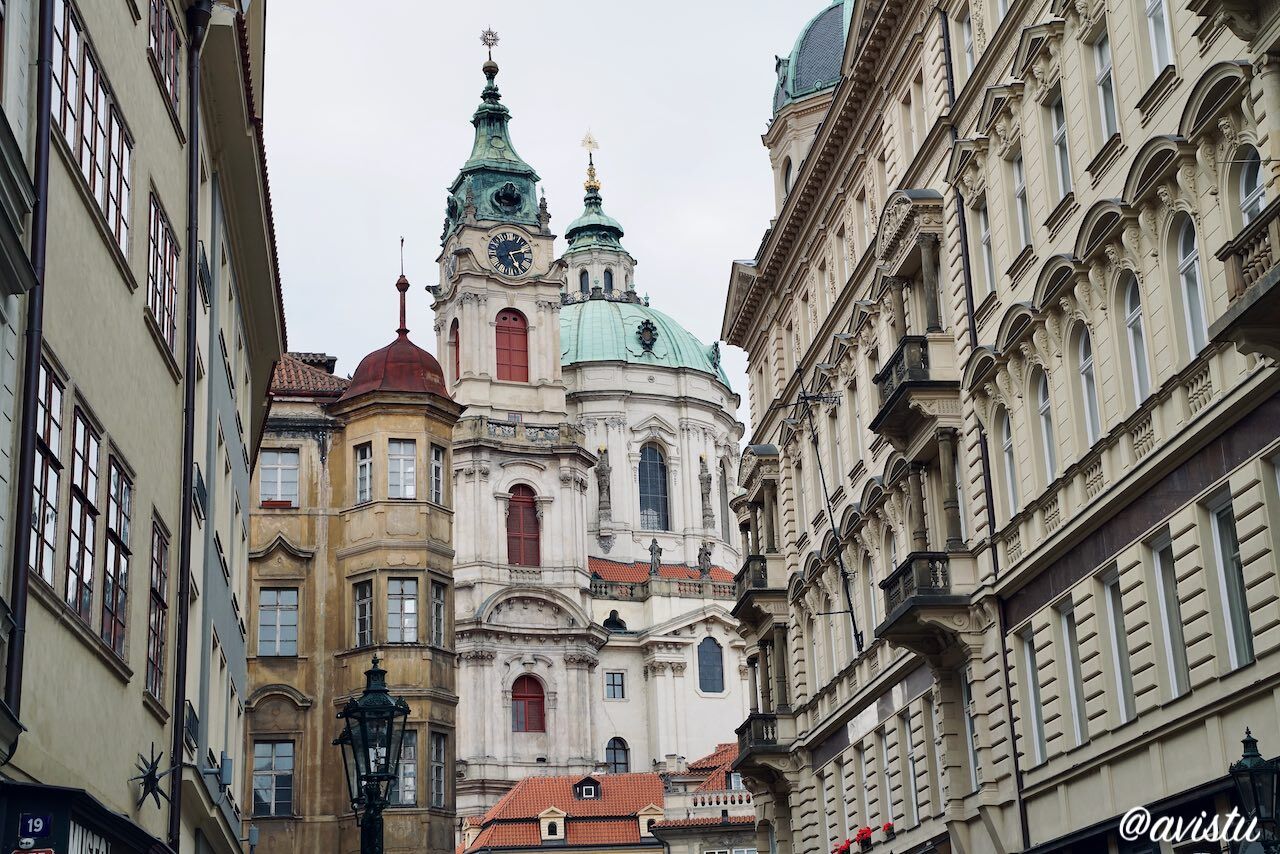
[335, 656, 411, 854]
[1230, 729, 1280, 853]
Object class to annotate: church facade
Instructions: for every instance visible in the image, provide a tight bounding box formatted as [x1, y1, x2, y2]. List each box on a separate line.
[432, 55, 749, 819]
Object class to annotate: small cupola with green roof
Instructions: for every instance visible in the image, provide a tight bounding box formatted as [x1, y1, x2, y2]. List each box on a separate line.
[442, 36, 543, 241]
[563, 137, 637, 301]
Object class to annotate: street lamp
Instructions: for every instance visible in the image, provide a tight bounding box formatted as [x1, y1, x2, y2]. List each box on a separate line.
[1230, 729, 1280, 852]
[335, 656, 411, 854]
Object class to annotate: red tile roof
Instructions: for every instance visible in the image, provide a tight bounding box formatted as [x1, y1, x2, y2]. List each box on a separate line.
[566, 819, 644, 846]
[651, 816, 755, 829]
[271, 353, 349, 397]
[688, 743, 737, 771]
[486, 773, 665, 820]
[469, 822, 542, 850]
[589, 557, 734, 583]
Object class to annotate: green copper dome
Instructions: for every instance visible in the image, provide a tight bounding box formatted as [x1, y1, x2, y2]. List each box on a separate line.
[565, 157, 626, 254]
[560, 296, 731, 388]
[443, 60, 541, 239]
[773, 0, 854, 115]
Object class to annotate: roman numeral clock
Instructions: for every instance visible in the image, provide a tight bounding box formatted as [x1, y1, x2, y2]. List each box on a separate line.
[487, 229, 534, 278]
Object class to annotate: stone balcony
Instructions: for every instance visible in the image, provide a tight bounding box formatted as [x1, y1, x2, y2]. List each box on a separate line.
[589, 576, 736, 601]
[876, 551, 979, 659]
[731, 554, 788, 627]
[870, 334, 960, 446]
[733, 712, 795, 783]
[1211, 196, 1280, 359]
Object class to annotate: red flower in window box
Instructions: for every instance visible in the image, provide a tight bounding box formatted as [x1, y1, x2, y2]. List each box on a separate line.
[832, 839, 852, 854]
[881, 822, 895, 838]
[854, 826, 873, 848]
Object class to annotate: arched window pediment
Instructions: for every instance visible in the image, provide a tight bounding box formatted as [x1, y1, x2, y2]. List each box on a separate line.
[512, 674, 546, 732]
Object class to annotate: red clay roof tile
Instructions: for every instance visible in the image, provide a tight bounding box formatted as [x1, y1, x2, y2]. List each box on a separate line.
[271, 353, 349, 397]
[589, 557, 733, 583]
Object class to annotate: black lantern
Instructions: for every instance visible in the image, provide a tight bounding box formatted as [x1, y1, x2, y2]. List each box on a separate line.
[1230, 729, 1280, 851]
[334, 657, 410, 854]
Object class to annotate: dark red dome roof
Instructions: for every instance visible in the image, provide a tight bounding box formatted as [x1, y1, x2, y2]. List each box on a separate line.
[338, 275, 451, 402]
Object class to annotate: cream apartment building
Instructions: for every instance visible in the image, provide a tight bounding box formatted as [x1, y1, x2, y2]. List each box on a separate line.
[725, 0, 1280, 852]
[0, 2, 284, 853]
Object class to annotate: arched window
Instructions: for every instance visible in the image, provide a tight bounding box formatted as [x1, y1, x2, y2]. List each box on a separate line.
[782, 158, 793, 194]
[1077, 330, 1101, 443]
[604, 269, 614, 293]
[1035, 371, 1056, 480]
[885, 531, 898, 573]
[697, 637, 724, 692]
[547, 822, 559, 838]
[1177, 217, 1207, 355]
[605, 737, 630, 773]
[448, 319, 460, 382]
[579, 270, 590, 295]
[507, 485, 540, 567]
[638, 444, 670, 531]
[1000, 409, 1018, 517]
[1124, 276, 1151, 401]
[1241, 146, 1266, 224]
[512, 674, 546, 732]
[495, 309, 529, 383]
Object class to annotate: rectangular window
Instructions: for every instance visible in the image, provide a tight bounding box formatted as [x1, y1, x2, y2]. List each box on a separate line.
[430, 444, 445, 504]
[354, 580, 373, 647]
[259, 449, 299, 506]
[430, 731, 447, 808]
[31, 361, 63, 585]
[1094, 33, 1118, 139]
[147, 195, 179, 350]
[875, 731, 890, 825]
[431, 581, 447, 647]
[978, 202, 996, 294]
[794, 461, 807, 535]
[1050, 97, 1072, 198]
[1058, 602, 1088, 745]
[388, 439, 416, 499]
[145, 522, 169, 699]
[1213, 502, 1254, 667]
[52, 2, 132, 250]
[961, 672, 980, 791]
[901, 712, 920, 824]
[605, 671, 626, 699]
[1103, 570, 1136, 722]
[101, 459, 132, 657]
[960, 8, 975, 74]
[148, 0, 180, 107]
[1154, 540, 1190, 697]
[65, 410, 99, 621]
[1146, 0, 1172, 73]
[387, 578, 418, 644]
[257, 588, 299, 656]
[355, 442, 372, 504]
[252, 741, 293, 817]
[1022, 627, 1046, 764]
[1013, 155, 1031, 248]
[390, 730, 417, 806]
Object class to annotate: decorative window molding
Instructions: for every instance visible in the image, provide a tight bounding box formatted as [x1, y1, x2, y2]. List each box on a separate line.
[1013, 19, 1066, 106]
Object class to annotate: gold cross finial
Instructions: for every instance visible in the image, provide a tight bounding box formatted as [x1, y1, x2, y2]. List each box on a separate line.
[582, 132, 601, 192]
[480, 28, 500, 59]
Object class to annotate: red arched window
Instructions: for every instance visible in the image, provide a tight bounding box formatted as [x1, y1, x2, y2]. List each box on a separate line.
[495, 309, 529, 382]
[512, 674, 545, 732]
[448, 319, 460, 382]
[507, 485, 540, 567]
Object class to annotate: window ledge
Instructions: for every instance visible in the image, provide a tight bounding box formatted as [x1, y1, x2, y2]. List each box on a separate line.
[143, 690, 170, 724]
[29, 576, 133, 685]
[1005, 245, 1038, 286]
[259, 500, 296, 510]
[144, 307, 182, 383]
[1044, 192, 1079, 241]
[974, 289, 1000, 329]
[1086, 133, 1126, 185]
[52, 131, 137, 291]
[1137, 65, 1180, 125]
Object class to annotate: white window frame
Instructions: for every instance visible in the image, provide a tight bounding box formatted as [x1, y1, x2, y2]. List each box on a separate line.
[960, 8, 975, 74]
[387, 578, 418, 644]
[354, 580, 373, 648]
[1051, 97, 1072, 198]
[388, 439, 416, 499]
[355, 442, 372, 504]
[1103, 569, 1136, 722]
[604, 670, 626, 700]
[1152, 534, 1190, 698]
[430, 444, 445, 504]
[1013, 155, 1031, 248]
[430, 731, 447, 808]
[260, 449, 299, 505]
[257, 587, 298, 657]
[901, 711, 920, 824]
[979, 202, 996, 293]
[1146, 0, 1173, 74]
[1094, 33, 1118, 139]
[1241, 147, 1266, 225]
[1037, 373, 1056, 480]
[1078, 331, 1101, 443]
[1057, 602, 1088, 745]
[1211, 499, 1254, 668]
[391, 729, 417, 806]
[961, 672, 980, 792]
[1125, 277, 1151, 401]
[1022, 627, 1046, 764]
[1178, 219, 1208, 355]
[431, 581, 447, 647]
[1001, 410, 1019, 516]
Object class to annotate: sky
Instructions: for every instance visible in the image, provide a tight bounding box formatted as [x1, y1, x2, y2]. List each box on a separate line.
[263, 1, 825, 412]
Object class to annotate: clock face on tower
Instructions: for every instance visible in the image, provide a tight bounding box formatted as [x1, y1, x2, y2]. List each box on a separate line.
[487, 231, 533, 278]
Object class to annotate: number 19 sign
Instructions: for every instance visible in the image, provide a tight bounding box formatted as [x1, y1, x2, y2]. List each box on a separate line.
[18, 812, 51, 837]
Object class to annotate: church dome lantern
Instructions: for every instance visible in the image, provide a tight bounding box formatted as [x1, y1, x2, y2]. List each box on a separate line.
[340, 274, 451, 401]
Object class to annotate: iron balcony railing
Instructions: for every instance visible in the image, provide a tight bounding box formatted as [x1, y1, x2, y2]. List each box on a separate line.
[734, 555, 768, 600]
[881, 551, 951, 615]
[874, 335, 930, 407]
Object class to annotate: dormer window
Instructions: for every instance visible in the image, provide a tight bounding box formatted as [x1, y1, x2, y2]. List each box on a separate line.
[547, 821, 559, 837]
[581, 785, 596, 799]
[573, 776, 602, 800]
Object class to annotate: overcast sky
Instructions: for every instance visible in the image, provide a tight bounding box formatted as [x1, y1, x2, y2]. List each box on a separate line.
[263, 2, 823, 411]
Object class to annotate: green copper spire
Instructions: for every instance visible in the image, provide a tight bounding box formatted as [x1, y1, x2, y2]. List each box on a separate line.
[443, 52, 541, 241]
[564, 154, 626, 254]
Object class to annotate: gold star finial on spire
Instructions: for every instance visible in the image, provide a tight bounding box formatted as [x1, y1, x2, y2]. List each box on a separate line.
[582, 132, 601, 192]
[480, 28, 500, 59]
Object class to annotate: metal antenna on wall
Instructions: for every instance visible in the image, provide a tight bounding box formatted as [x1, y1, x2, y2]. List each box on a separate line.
[769, 370, 866, 655]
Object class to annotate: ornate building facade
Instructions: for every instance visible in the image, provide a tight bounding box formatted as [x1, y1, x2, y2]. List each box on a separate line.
[433, 57, 749, 819]
[245, 285, 463, 854]
[725, 0, 1280, 853]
